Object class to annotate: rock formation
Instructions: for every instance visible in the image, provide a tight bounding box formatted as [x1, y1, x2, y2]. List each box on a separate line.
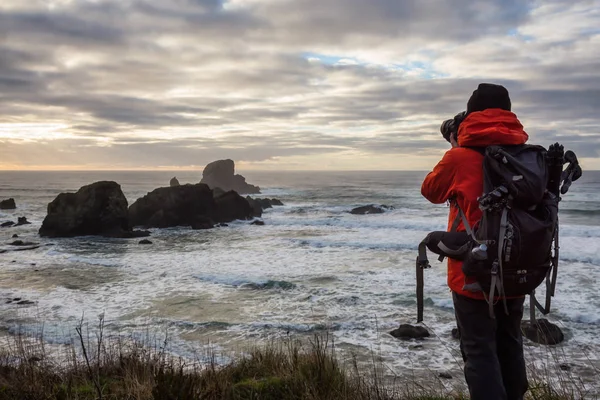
[170, 177, 180, 187]
[350, 204, 394, 215]
[0, 198, 16, 209]
[200, 159, 260, 194]
[246, 197, 284, 217]
[521, 319, 565, 345]
[128, 184, 254, 229]
[390, 324, 430, 340]
[39, 181, 148, 238]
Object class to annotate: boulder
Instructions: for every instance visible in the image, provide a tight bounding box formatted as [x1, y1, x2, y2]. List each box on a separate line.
[271, 199, 284, 206]
[139, 239, 153, 245]
[245, 197, 284, 217]
[0, 198, 16, 209]
[390, 324, 430, 340]
[1, 221, 14, 228]
[214, 191, 254, 223]
[521, 319, 565, 345]
[245, 197, 263, 218]
[15, 217, 30, 226]
[39, 181, 141, 238]
[350, 204, 394, 215]
[128, 184, 253, 229]
[170, 177, 180, 187]
[200, 159, 260, 194]
[251, 220, 265, 226]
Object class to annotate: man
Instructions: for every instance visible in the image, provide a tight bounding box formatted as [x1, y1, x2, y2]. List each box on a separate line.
[421, 83, 529, 400]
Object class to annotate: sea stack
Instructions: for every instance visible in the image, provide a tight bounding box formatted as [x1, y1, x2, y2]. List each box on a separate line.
[0, 198, 17, 210]
[200, 159, 260, 194]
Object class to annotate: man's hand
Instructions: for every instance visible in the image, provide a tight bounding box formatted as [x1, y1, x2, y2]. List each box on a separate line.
[450, 134, 459, 148]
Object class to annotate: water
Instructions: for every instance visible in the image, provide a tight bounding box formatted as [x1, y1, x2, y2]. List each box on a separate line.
[1, 170, 600, 390]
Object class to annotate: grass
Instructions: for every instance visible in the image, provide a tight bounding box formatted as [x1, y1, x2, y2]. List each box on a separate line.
[0, 317, 595, 400]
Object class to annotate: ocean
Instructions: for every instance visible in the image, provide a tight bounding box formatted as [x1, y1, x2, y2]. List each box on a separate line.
[1, 170, 600, 391]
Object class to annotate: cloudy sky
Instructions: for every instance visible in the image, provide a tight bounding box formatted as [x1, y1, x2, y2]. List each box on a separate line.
[1, 0, 599, 170]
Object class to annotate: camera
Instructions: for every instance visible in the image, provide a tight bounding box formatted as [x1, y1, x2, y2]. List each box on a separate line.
[440, 111, 467, 143]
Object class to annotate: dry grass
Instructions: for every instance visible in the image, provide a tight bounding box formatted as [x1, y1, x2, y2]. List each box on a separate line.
[0, 317, 595, 400]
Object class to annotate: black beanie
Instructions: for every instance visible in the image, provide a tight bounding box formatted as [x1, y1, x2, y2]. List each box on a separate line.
[466, 83, 511, 115]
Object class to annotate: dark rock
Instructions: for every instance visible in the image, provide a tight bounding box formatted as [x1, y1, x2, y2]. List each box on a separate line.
[270, 199, 284, 206]
[0, 198, 16, 209]
[129, 184, 252, 229]
[521, 319, 565, 345]
[451, 328, 461, 340]
[1, 221, 15, 228]
[13, 298, 21, 301]
[191, 217, 214, 230]
[170, 177, 180, 187]
[16, 217, 30, 226]
[200, 159, 260, 194]
[251, 220, 265, 226]
[130, 184, 216, 228]
[139, 239, 153, 245]
[5, 300, 11, 304]
[212, 187, 226, 198]
[16, 300, 35, 305]
[39, 181, 133, 238]
[12, 234, 18, 238]
[390, 324, 430, 340]
[408, 344, 424, 350]
[559, 363, 572, 371]
[10, 240, 38, 246]
[214, 191, 253, 223]
[438, 372, 453, 380]
[245, 197, 263, 218]
[350, 204, 394, 215]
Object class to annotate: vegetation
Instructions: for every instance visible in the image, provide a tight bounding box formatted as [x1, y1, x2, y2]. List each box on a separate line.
[0, 318, 594, 399]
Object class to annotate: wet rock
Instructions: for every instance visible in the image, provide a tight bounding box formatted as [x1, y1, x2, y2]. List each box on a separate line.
[246, 197, 285, 217]
[350, 204, 394, 215]
[191, 217, 214, 230]
[271, 199, 284, 206]
[129, 184, 252, 229]
[408, 344, 424, 350]
[559, 363, 573, 371]
[451, 328, 461, 340]
[39, 181, 135, 238]
[246, 197, 263, 217]
[15, 217, 31, 226]
[1, 221, 15, 228]
[200, 159, 260, 194]
[139, 239, 153, 245]
[251, 220, 265, 226]
[10, 240, 38, 246]
[521, 319, 565, 345]
[12, 234, 18, 238]
[13, 298, 22, 302]
[16, 300, 35, 305]
[438, 372, 453, 379]
[170, 176, 180, 187]
[0, 198, 16, 209]
[390, 324, 430, 340]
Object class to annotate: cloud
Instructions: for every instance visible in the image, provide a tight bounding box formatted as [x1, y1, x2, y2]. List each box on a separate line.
[0, 0, 599, 170]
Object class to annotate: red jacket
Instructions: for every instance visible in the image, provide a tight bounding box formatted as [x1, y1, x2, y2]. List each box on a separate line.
[421, 109, 529, 299]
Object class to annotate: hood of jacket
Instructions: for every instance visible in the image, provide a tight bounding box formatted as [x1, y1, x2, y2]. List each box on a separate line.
[457, 109, 528, 148]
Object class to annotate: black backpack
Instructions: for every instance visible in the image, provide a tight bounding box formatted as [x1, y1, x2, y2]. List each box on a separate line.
[416, 143, 582, 321]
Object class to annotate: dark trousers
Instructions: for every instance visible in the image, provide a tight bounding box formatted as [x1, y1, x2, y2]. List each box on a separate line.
[453, 292, 528, 400]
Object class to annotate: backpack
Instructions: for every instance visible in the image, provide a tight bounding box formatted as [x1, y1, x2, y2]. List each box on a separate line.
[416, 143, 581, 321]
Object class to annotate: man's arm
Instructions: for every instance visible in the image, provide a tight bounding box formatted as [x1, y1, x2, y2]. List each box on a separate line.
[421, 149, 459, 204]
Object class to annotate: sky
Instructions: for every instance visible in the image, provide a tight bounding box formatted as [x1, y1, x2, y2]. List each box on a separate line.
[0, 0, 599, 171]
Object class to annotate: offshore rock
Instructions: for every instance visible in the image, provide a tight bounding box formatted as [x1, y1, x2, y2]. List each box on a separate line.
[390, 324, 430, 340]
[129, 184, 253, 229]
[39, 181, 141, 238]
[0, 198, 16, 209]
[350, 204, 394, 215]
[521, 319, 565, 345]
[15, 217, 31, 226]
[246, 197, 285, 217]
[200, 159, 260, 194]
[170, 177, 180, 187]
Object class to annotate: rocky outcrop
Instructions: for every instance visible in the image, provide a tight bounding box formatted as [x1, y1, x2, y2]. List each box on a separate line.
[39, 181, 147, 238]
[350, 204, 394, 215]
[246, 197, 284, 217]
[170, 177, 180, 187]
[390, 324, 430, 340]
[200, 159, 260, 194]
[522, 319, 565, 345]
[0, 198, 16, 209]
[128, 184, 253, 229]
[15, 217, 30, 226]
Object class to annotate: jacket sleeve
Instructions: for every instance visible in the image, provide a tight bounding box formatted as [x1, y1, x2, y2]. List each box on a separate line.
[421, 149, 458, 204]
